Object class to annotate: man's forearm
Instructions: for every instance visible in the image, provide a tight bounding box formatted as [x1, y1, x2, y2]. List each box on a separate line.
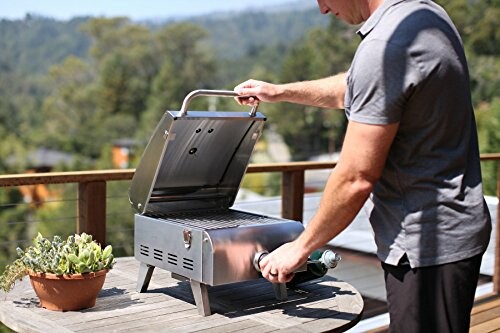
[294, 120, 400, 256]
[278, 73, 347, 109]
[295, 164, 372, 256]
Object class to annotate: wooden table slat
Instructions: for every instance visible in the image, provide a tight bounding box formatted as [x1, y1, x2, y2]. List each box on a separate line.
[0, 301, 73, 333]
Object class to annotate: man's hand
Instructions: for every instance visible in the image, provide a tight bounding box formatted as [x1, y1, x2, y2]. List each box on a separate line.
[234, 79, 283, 105]
[259, 240, 309, 283]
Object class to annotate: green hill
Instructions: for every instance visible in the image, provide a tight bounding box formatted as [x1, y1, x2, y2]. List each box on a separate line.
[0, 7, 327, 75]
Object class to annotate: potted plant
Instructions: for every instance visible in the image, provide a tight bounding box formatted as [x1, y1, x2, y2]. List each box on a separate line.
[0, 232, 115, 311]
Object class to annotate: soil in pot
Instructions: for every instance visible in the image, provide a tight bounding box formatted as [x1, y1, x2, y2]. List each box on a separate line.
[29, 269, 108, 311]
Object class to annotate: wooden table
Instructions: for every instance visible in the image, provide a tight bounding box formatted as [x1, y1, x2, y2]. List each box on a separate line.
[0, 257, 363, 332]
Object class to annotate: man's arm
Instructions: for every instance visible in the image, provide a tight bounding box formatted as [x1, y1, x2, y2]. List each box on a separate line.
[234, 73, 347, 109]
[259, 120, 400, 282]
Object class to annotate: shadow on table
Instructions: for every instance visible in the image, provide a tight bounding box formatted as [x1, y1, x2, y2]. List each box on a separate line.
[12, 298, 39, 309]
[147, 275, 360, 320]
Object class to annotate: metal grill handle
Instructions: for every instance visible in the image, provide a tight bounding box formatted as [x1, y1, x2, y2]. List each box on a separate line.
[179, 89, 259, 117]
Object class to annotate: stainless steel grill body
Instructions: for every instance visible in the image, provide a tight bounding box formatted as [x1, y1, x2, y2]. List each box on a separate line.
[129, 90, 305, 316]
[135, 210, 303, 286]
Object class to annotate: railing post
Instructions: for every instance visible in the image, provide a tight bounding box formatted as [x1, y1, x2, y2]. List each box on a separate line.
[77, 181, 106, 246]
[281, 170, 305, 222]
[494, 164, 500, 294]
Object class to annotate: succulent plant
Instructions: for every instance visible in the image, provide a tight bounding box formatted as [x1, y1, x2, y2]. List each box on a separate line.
[0, 233, 115, 292]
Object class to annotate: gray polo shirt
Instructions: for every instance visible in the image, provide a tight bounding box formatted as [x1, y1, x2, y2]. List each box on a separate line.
[344, 0, 491, 267]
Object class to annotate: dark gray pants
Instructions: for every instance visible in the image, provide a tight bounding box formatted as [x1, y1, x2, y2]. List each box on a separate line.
[382, 253, 483, 333]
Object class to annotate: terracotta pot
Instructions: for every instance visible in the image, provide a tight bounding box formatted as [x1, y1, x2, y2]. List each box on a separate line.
[28, 269, 108, 311]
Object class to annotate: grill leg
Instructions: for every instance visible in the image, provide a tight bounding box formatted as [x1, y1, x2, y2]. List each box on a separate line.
[273, 283, 288, 301]
[190, 280, 211, 316]
[136, 263, 155, 293]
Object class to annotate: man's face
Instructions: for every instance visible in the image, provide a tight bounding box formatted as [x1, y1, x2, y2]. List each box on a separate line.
[316, 0, 367, 25]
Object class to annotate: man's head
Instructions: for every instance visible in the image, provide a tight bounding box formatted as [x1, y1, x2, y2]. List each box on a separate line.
[316, 0, 383, 24]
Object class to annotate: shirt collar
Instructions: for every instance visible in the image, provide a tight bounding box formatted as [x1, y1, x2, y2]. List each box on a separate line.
[357, 0, 406, 38]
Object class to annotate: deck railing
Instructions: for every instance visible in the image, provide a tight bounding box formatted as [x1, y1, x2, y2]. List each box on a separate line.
[0, 154, 499, 295]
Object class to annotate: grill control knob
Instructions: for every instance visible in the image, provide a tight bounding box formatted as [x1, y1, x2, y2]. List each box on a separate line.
[253, 251, 268, 272]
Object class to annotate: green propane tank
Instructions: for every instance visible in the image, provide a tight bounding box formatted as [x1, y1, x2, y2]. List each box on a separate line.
[287, 250, 341, 287]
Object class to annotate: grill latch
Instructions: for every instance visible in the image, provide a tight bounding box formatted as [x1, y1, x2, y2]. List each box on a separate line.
[183, 229, 192, 249]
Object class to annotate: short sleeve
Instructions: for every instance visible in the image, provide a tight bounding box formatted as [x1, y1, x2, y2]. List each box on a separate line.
[345, 39, 423, 125]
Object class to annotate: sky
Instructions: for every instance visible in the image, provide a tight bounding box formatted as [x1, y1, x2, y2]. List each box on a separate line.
[0, 0, 302, 21]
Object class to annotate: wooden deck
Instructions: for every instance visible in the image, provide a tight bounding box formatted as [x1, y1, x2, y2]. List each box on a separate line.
[365, 294, 500, 333]
[470, 294, 500, 333]
[0, 257, 364, 332]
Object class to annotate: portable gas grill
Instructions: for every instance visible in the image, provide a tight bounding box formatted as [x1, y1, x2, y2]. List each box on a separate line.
[129, 90, 305, 316]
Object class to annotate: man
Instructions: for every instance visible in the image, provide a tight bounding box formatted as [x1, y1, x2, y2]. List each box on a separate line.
[234, 0, 491, 332]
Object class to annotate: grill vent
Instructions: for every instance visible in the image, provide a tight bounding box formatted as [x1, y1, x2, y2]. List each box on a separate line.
[183, 258, 194, 270]
[167, 253, 178, 266]
[153, 249, 163, 261]
[139, 244, 149, 257]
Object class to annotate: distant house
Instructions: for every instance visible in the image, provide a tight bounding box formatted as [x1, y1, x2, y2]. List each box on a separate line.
[18, 170, 53, 208]
[24, 147, 75, 171]
[112, 139, 136, 169]
[8, 148, 75, 207]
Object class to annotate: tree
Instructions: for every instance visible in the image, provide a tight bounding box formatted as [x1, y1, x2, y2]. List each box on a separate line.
[477, 98, 500, 196]
[266, 20, 358, 160]
[82, 18, 157, 121]
[40, 56, 98, 155]
[137, 23, 217, 143]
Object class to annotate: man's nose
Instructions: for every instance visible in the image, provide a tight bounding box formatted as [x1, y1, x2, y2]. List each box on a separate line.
[317, 0, 330, 14]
